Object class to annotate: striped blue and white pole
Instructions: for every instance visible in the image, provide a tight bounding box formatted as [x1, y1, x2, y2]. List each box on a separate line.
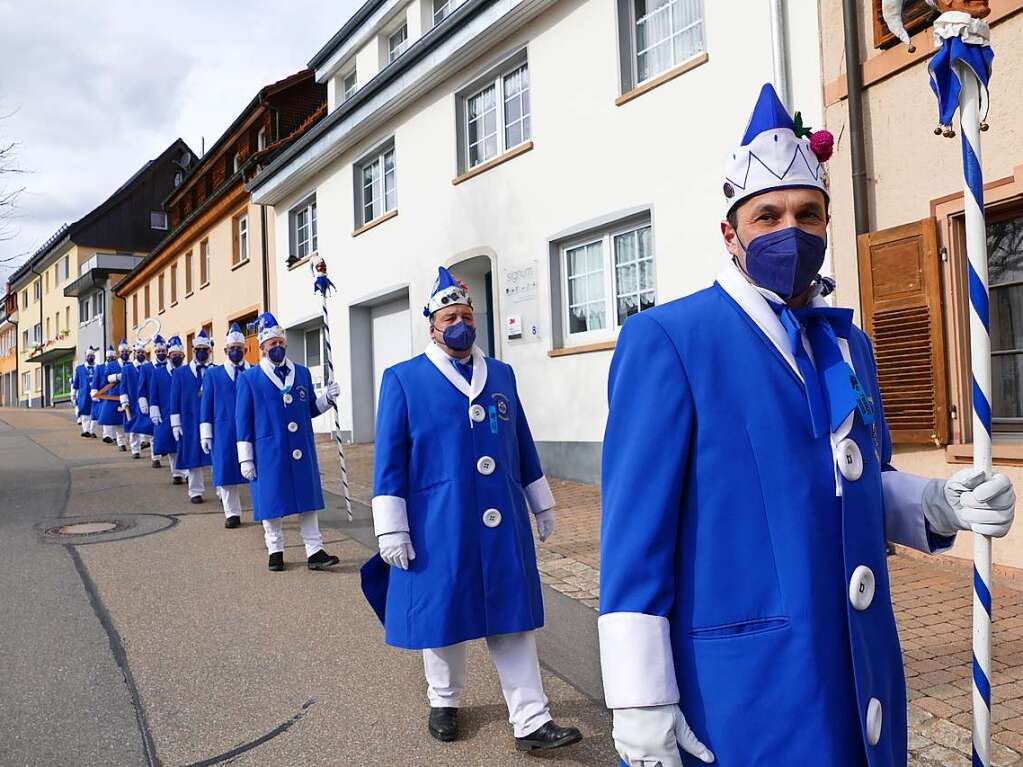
[315, 281, 354, 522]
[960, 65, 993, 767]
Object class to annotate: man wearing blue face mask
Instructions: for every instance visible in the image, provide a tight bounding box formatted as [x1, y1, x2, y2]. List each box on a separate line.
[149, 336, 187, 482]
[599, 83, 1017, 767]
[170, 328, 213, 503]
[360, 266, 581, 753]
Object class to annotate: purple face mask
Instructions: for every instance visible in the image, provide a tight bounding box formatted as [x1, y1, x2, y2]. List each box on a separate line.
[227, 347, 245, 364]
[738, 227, 827, 300]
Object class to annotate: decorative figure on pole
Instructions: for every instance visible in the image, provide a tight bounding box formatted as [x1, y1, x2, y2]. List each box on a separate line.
[311, 253, 353, 521]
[882, 1, 995, 764]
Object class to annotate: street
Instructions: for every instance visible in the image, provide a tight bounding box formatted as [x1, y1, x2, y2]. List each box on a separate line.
[0, 408, 614, 766]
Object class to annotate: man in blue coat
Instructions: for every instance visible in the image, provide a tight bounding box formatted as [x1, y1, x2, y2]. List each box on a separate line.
[95, 341, 128, 450]
[149, 335, 187, 483]
[200, 323, 250, 529]
[599, 83, 1016, 767]
[365, 267, 582, 752]
[71, 346, 99, 438]
[170, 328, 213, 503]
[121, 340, 155, 460]
[137, 337, 164, 468]
[235, 312, 340, 571]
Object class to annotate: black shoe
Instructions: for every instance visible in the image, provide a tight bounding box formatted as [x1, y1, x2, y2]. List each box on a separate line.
[132, 453, 140, 460]
[79, 432, 89, 438]
[515, 721, 583, 752]
[307, 549, 340, 570]
[268, 552, 284, 572]
[141, 442, 150, 450]
[190, 495, 203, 504]
[224, 515, 241, 529]
[152, 459, 161, 468]
[102, 437, 113, 444]
[172, 476, 184, 485]
[428, 707, 459, 742]
[119, 445, 127, 452]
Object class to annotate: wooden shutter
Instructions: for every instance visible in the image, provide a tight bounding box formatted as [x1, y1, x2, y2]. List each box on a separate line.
[872, 0, 935, 49]
[858, 217, 949, 445]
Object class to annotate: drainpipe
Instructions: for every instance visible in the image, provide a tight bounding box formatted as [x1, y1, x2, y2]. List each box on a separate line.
[842, 0, 871, 235]
[260, 205, 270, 312]
[769, 0, 792, 109]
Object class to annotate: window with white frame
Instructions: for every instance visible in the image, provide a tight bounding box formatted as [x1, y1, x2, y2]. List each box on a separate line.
[433, 0, 463, 25]
[460, 58, 530, 172]
[560, 222, 656, 342]
[33, 281, 41, 301]
[234, 214, 249, 264]
[233, 153, 242, 173]
[150, 211, 169, 230]
[388, 24, 408, 63]
[92, 291, 102, 318]
[257, 127, 268, 151]
[618, 0, 705, 91]
[23, 371, 31, 394]
[356, 143, 396, 227]
[342, 70, 357, 102]
[290, 196, 318, 261]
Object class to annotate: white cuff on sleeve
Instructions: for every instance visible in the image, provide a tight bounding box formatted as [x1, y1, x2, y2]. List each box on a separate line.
[524, 476, 555, 515]
[200, 422, 213, 440]
[170, 414, 182, 428]
[108, 373, 119, 383]
[237, 441, 254, 462]
[372, 495, 409, 535]
[119, 395, 129, 406]
[315, 394, 330, 414]
[90, 390, 98, 398]
[149, 405, 161, 419]
[883, 471, 950, 553]
[599, 612, 680, 709]
[138, 397, 148, 410]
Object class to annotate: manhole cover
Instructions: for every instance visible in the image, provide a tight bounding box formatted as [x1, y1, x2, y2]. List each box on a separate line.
[59, 522, 118, 535]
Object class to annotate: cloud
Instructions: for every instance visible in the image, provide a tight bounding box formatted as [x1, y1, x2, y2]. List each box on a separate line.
[0, 0, 359, 282]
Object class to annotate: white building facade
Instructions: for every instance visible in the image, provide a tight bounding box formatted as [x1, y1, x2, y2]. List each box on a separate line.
[250, 0, 824, 483]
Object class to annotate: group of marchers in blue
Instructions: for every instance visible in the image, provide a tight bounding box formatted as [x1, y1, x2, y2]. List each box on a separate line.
[68, 82, 1019, 764]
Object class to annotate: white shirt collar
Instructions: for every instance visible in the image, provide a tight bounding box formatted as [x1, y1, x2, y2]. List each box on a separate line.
[226, 360, 250, 381]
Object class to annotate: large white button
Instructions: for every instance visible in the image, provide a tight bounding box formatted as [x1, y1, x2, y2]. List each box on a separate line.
[477, 456, 496, 475]
[866, 698, 882, 746]
[283, 393, 293, 405]
[469, 404, 486, 423]
[292, 448, 303, 460]
[837, 439, 863, 482]
[483, 508, 502, 528]
[849, 565, 876, 611]
[287, 421, 298, 433]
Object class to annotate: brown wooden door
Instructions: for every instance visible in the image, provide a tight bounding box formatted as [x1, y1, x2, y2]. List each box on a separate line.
[244, 333, 259, 366]
[857, 218, 949, 445]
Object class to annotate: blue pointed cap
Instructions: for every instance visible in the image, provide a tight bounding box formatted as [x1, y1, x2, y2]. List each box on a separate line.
[740, 83, 795, 146]
[197, 328, 209, 339]
[257, 312, 285, 344]
[425, 266, 472, 316]
[229, 322, 241, 334]
[153, 334, 166, 346]
[434, 266, 458, 294]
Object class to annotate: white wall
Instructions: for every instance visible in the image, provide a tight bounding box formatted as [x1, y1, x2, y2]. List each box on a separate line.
[272, 0, 825, 447]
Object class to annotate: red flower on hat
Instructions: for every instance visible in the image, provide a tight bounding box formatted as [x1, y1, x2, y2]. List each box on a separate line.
[810, 130, 834, 163]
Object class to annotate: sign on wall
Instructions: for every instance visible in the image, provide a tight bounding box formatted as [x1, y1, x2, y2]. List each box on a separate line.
[501, 261, 541, 344]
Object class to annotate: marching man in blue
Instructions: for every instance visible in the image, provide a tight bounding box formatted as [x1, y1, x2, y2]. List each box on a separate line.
[170, 328, 213, 503]
[71, 346, 99, 438]
[121, 340, 155, 460]
[200, 323, 251, 529]
[235, 312, 340, 571]
[149, 336, 187, 482]
[95, 340, 129, 450]
[599, 83, 1016, 767]
[363, 268, 582, 752]
[137, 336, 165, 469]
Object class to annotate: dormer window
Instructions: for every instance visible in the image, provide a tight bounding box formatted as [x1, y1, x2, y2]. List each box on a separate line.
[150, 211, 169, 230]
[174, 170, 184, 187]
[233, 153, 242, 173]
[342, 70, 357, 102]
[388, 24, 408, 63]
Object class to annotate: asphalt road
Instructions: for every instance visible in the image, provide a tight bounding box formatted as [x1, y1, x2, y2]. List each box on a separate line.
[0, 408, 615, 766]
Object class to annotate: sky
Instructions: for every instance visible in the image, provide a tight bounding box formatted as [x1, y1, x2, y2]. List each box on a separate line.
[0, 0, 362, 284]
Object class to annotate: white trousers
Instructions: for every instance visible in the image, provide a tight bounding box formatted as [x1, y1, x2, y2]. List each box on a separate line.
[80, 416, 93, 434]
[129, 432, 141, 455]
[103, 425, 125, 446]
[261, 512, 323, 557]
[168, 452, 186, 479]
[218, 485, 242, 518]
[187, 468, 206, 498]
[423, 631, 551, 737]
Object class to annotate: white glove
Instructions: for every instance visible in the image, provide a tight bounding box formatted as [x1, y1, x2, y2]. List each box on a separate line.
[325, 380, 340, 403]
[923, 468, 1016, 538]
[150, 412, 162, 426]
[200, 437, 212, 454]
[535, 509, 555, 542]
[240, 460, 257, 481]
[379, 531, 416, 570]
[119, 395, 129, 407]
[614, 705, 714, 767]
[138, 397, 149, 414]
[172, 426, 183, 441]
[107, 373, 120, 383]
[90, 389, 99, 400]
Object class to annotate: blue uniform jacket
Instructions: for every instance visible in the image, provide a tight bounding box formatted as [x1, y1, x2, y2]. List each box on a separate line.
[200, 363, 250, 487]
[235, 358, 328, 522]
[148, 362, 177, 457]
[123, 362, 154, 436]
[95, 359, 126, 427]
[170, 362, 212, 471]
[365, 344, 554, 650]
[599, 267, 953, 767]
[72, 363, 96, 416]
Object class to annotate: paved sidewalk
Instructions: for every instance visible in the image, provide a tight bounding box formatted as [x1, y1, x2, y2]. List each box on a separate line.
[319, 440, 1023, 766]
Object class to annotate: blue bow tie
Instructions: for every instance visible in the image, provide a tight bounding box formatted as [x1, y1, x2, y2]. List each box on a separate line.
[274, 365, 290, 385]
[769, 303, 860, 438]
[452, 358, 473, 386]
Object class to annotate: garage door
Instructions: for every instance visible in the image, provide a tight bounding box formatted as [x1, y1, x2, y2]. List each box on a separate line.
[371, 297, 412, 413]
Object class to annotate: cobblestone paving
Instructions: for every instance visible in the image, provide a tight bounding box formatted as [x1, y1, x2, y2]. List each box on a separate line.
[317, 440, 1023, 764]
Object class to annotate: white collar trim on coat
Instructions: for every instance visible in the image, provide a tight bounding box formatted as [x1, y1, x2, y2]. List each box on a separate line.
[225, 360, 250, 382]
[259, 356, 295, 391]
[189, 360, 210, 378]
[425, 342, 488, 403]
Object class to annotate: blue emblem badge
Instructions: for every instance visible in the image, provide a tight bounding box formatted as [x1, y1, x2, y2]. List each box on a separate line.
[492, 393, 511, 421]
[296, 385, 307, 401]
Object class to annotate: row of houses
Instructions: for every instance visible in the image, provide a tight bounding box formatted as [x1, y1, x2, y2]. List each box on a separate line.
[4, 0, 1023, 567]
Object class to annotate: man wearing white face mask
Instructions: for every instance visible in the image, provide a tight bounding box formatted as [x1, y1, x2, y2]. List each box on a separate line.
[360, 266, 581, 753]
